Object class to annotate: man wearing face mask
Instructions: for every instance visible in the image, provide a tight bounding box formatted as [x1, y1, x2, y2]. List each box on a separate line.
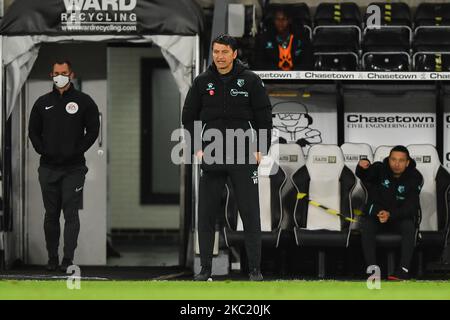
[28, 60, 100, 272]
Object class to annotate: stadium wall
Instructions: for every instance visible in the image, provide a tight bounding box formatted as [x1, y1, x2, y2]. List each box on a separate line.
[108, 47, 180, 230]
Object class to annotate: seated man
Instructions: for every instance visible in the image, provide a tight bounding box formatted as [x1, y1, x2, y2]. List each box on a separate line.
[254, 8, 313, 71]
[356, 145, 423, 280]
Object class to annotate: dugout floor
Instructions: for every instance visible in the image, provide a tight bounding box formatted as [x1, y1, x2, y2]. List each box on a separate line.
[1, 243, 450, 281]
[1, 266, 449, 281]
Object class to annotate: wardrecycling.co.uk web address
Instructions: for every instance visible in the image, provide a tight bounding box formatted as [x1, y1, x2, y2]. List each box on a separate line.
[61, 24, 137, 32]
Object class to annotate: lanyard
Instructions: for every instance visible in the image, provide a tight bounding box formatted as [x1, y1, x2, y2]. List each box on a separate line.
[278, 34, 294, 71]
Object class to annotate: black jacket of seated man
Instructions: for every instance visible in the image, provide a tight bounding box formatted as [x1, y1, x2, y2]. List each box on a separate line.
[356, 157, 423, 222]
[356, 155, 423, 276]
[254, 27, 313, 71]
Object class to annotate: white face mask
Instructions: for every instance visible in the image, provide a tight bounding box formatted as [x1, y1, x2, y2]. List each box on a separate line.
[53, 75, 70, 88]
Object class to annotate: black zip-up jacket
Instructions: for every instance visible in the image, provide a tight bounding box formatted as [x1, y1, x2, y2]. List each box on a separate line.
[28, 84, 100, 168]
[182, 60, 273, 165]
[356, 157, 423, 222]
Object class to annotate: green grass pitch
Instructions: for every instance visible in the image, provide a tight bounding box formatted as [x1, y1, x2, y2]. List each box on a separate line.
[1, 280, 450, 300]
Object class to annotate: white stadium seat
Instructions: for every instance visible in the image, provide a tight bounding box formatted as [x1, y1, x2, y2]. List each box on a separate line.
[373, 145, 394, 163]
[407, 144, 450, 248]
[292, 144, 356, 277]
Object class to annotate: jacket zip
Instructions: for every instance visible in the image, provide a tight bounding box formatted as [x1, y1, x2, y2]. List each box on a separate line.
[223, 82, 227, 119]
[200, 123, 207, 141]
[248, 121, 255, 142]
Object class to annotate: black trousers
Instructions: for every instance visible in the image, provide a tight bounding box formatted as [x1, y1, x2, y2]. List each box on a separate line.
[198, 164, 261, 270]
[38, 165, 88, 261]
[361, 216, 416, 270]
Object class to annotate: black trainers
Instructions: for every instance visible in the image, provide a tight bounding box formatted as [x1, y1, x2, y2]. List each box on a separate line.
[60, 258, 73, 273]
[46, 257, 59, 272]
[388, 267, 410, 281]
[249, 268, 263, 281]
[194, 266, 212, 281]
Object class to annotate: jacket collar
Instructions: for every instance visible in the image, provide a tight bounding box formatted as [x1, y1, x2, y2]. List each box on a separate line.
[208, 59, 247, 78]
[52, 82, 75, 97]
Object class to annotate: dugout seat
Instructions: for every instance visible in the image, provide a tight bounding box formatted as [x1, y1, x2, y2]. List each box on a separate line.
[407, 144, 450, 274]
[362, 2, 412, 71]
[224, 142, 306, 249]
[414, 3, 450, 27]
[413, 3, 450, 71]
[228, 3, 261, 67]
[373, 145, 393, 163]
[313, 2, 361, 71]
[341, 143, 374, 231]
[292, 144, 356, 278]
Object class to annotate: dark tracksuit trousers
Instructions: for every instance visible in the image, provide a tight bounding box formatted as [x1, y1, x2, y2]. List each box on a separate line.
[198, 164, 261, 270]
[38, 165, 88, 261]
[360, 216, 416, 270]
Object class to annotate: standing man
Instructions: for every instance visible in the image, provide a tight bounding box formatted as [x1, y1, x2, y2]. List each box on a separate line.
[28, 60, 100, 272]
[182, 34, 273, 281]
[356, 145, 423, 280]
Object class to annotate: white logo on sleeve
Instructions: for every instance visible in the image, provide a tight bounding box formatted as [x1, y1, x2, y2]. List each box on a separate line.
[75, 186, 83, 192]
[66, 102, 79, 114]
[45, 105, 54, 110]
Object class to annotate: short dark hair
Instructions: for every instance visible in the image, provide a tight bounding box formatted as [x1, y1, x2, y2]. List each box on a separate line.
[274, 7, 292, 20]
[390, 145, 410, 159]
[211, 34, 238, 51]
[52, 60, 73, 72]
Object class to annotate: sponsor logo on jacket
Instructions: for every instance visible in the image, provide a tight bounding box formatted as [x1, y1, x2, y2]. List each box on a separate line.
[230, 89, 248, 97]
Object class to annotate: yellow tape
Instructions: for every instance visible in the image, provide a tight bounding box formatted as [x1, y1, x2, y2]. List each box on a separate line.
[296, 192, 357, 223]
[326, 209, 338, 215]
[310, 200, 320, 207]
